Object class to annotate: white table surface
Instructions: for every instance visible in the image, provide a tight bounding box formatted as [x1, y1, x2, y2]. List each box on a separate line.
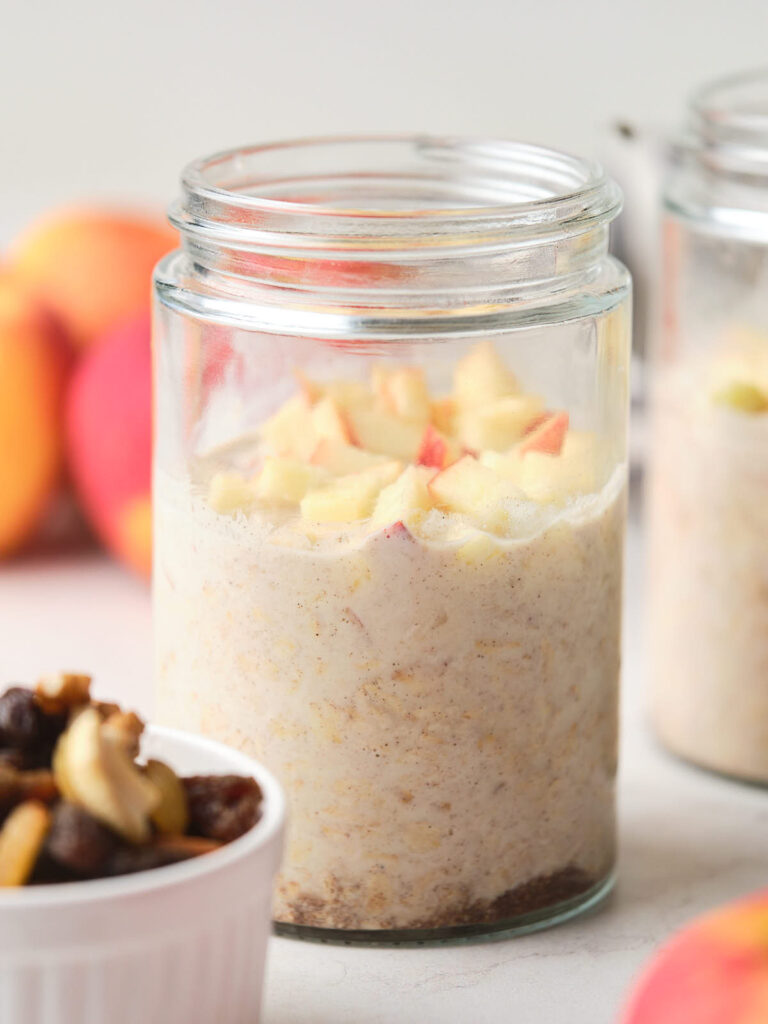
[1, 507, 766, 1024]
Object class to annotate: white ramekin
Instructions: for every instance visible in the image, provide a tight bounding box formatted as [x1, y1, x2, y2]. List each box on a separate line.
[0, 725, 286, 1024]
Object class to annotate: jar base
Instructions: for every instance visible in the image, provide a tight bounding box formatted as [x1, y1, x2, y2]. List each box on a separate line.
[273, 871, 615, 947]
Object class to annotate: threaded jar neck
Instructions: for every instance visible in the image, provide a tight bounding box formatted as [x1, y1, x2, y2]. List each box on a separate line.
[160, 135, 624, 336]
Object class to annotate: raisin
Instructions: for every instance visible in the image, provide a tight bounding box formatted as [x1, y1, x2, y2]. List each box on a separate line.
[45, 802, 118, 877]
[0, 687, 66, 762]
[0, 688, 43, 750]
[183, 775, 263, 843]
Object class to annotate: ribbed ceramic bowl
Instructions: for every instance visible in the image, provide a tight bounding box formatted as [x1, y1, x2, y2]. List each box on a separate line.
[0, 726, 286, 1024]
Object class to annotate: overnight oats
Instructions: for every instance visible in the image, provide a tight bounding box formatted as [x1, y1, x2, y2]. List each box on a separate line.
[650, 332, 768, 779]
[153, 137, 630, 938]
[649, 71, 768, 782]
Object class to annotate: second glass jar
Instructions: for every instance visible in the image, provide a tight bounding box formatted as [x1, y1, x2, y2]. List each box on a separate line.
[153, 137, 630, 940]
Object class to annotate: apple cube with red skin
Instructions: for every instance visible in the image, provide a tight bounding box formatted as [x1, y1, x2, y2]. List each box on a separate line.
[456, 394, 545, 451]
[416, 424, 460, 469]
[519, 411, 569, 457]
[347, 407, 424, 461]
[261, 395, 316, 461]
[621, 889, 768, 1024]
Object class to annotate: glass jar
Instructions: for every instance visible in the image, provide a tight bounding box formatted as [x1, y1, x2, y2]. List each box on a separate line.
[650, 72, 768, 782]
[153, 136, 630, 941]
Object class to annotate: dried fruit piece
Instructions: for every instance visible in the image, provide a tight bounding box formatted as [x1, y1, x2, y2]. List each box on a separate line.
[0, 800, 51, 886]
[54, 708, 160, 843]
[145, 760, 189, 835]
[184, 775, 263, 843]
[45, 802, 117, 877]
[35, 672, 92, 715]
[154, 834, 222, 857]
[0, 687, 44, 750]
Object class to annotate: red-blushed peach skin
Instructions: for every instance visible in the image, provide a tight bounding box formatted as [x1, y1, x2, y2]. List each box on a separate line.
[0, 276, 68, 557]
[622, 892, 768, 1024]
[65, 313, 152, 576]
[10, 209, 177, 351]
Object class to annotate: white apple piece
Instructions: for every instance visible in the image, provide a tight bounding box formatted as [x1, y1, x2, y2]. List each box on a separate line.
[261, 394, 316, 460]
[300, 461, 402, 523]
[347, 407, 425, 461]
[456, 394, 545, 451]
[311, 396, 353, 443]
[310, 439, 390, 475]
[370, 465, 434, 528]
[208, 472, 257, 514]
[453, 341, 518, 408]
[256, 457, 330, 505]
[428, 455, 524, 533]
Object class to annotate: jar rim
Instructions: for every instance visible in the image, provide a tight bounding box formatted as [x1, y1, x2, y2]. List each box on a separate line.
[171, 134, 621, 253]
[690, 67, 768, 146]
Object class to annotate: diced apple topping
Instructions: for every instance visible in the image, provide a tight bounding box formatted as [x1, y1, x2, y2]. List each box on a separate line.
[347, 407, 425, 461]
[300, 462, 402, 523]
[311, 396, 353, 444]
[416, 424, 461, 469]
[431, 397, 456, 435]
[371, 465, 434, 528]
[310, 440, 390, 475]
[453, 341, 518, 408]
[374, 366, 431, 421]
[456, 394, 545, 451]
[711, 380, 768, 414]
[262, 394, 316, 460]
[256, 457, 329, 505]
[519, 411, 569, 456]
[208, 472, 257, 514]
[213, 341, 598, 530]
[428, 455, 524, 532]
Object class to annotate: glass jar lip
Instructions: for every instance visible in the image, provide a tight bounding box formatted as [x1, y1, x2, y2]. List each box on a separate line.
[171, 134, 621, 253]
[690, 67, 768, 145]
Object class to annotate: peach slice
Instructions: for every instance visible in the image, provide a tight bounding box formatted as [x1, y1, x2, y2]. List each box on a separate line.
[456, 394, 545, 451]
[300, 461, 402, 523]
[519, 411, 569, 456]
[371, 465, 434, 527]
[428, 455, 523, 532]
[256, 457, 329, 505]
[310, 439, 390, 475]
[347, 407, 424, 461]
[453, 341, 518, 408]
[311, 396, 352, 444]
[261, 395, 316, 460]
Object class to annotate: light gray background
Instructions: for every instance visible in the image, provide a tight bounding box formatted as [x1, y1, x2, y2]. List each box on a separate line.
[3, 0, 767, 238]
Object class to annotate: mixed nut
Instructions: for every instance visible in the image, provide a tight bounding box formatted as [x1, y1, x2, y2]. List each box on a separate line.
[0, 675, 263, 886]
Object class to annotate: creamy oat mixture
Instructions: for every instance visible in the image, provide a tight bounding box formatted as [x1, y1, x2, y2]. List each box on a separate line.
[154, 343, 626, 930]
[650, 335, 768, 781]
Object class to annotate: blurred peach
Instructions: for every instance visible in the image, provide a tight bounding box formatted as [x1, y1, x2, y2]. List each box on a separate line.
[621, 890, 768, 1024]
[0, 276, 68, 557]
[10, 209, 176, 352]
[66, 313, 152, 576]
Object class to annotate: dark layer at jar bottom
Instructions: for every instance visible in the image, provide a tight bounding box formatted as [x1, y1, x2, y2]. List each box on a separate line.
[278, 864, 597, 935]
